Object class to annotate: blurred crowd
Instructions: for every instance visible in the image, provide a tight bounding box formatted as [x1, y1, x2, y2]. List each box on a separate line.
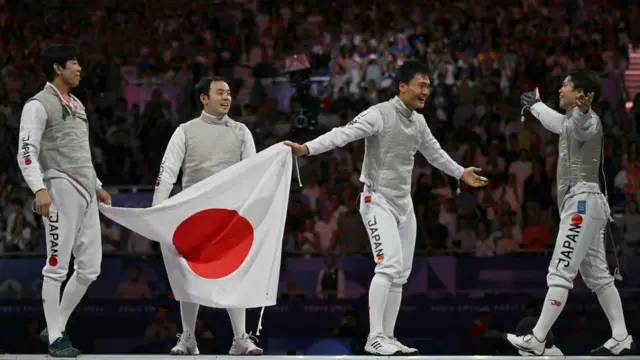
[2, 0, 640, 259]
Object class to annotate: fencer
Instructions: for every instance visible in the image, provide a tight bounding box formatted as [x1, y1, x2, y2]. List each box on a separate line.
[152, 76, 262, 356]
[18, 44, 112, 358]
[505, 69, 635, 356]
[284, 60, 488, 356]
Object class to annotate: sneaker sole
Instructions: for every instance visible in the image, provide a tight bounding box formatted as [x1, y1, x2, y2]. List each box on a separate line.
[591, 341, 636, 356]
[48, 354, 79, 358]
[365, 350, 404, 356]
[170, 349, 190, 355]
[48, 349, 80, 358]
[229, 349, 264, 356]
[501, 333, 544, 356]
[399, 350, 420, 356]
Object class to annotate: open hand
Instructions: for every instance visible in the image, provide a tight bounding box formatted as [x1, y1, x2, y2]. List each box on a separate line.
[462, 167, 488, 187]
[576, 91, 594, 113]
[283, 141, 310, 157]
[520, 88, 540, 109]
[520, 88, 540, 122]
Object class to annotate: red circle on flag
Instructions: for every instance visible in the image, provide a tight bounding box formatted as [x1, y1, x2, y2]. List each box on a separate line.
[172, 209, 254, 279]
[571, 214, 583, 225]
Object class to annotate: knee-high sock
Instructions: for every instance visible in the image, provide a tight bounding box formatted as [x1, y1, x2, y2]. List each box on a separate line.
[532, 286, 568, 341]
[383, 284, 402, 337]
[58, 272, 91, 332]
[597, 284, 629, 340]
[369, 273, 392, 335]
[227, 308, 246, 338]
[42, 278, 62, 344]
[180, 301, 200, 335]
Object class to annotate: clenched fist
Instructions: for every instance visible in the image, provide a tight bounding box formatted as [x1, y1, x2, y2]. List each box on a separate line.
[34, 189, 52, 217]
[283, 141, 310, 157]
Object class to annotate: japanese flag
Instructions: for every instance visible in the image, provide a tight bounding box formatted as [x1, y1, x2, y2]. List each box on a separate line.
[99, 143, 292, 309]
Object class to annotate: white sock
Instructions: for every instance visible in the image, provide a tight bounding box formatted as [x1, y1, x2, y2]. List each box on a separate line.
[532, 286, 568, 341]
[180, 301, 200, 335]
[227, 308, 246, 338]
[42, 278, 62, 344]
[596, 285, 629, 340]
[368, 273, 392, 335]
[58, 273, 91, 332]
[383, 284, 402, 338]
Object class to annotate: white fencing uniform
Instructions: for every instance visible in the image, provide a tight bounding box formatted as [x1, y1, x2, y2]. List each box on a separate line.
[153, 111, 255, 287]
[18, 83, 102, 286]
[505, 100, 633, 356]
[153, 111, 258, 355]
[529, 103, 613, 292]
[306, 96, 464, 285]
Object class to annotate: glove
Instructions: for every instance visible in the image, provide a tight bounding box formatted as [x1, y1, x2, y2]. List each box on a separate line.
[520, 88, 540, 122]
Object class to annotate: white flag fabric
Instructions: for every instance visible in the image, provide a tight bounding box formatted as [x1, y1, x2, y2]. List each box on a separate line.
[99, 143, 292, 308]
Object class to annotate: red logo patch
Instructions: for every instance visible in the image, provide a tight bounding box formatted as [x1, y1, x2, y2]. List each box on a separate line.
[364, 195, 372, 203]
[155, 181, 160, 187]
[25, 159, 32, 166]
[48, 256, 58, 267]
[571, 214, 583, 225]
[375, 255, 384, 264]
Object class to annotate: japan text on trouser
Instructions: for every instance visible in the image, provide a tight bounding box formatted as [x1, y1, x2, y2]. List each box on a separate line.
[42, 178, 102, 285]
[547, 182, 614, 292]
[358, 191, 416, 285]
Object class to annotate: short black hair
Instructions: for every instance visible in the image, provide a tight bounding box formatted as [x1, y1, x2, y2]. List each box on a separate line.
[40, 44, 78, 81]
[195, 76, 227, 101]
[568, 69, 601, 103]
[393, 60, 429, 91]
[515, 316, 555, 348]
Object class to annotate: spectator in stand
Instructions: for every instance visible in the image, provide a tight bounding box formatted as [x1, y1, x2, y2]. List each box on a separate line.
[0, 0, 638, 264]
[118, 265, 152, 300]
[522, 208, 551, 251]
[621, 200, 640, 248]
[144, 307, 177, 340]
[315, 206, 337, 253]
[490, 211, 522, 254]
[316, 254, 345, 300]
[475, 221, 496, 257]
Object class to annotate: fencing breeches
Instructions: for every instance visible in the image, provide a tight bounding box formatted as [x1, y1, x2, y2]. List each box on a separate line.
[359, 191, 416, 285]
[42, 178, 102, 285]
[547, 188, 613, 292]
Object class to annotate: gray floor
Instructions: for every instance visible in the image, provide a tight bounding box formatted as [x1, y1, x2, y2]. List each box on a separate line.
[1, 356, 640, 360]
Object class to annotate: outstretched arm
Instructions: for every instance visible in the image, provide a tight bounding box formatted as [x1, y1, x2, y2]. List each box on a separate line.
[522, 88, 563, 134]
[302, 107, 384, 156]
[418, 118, 488, 187]
[529, 102, 564, 134]
[418, 123, 464, 179]
[152, 127, 186, 206]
